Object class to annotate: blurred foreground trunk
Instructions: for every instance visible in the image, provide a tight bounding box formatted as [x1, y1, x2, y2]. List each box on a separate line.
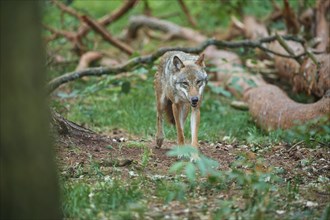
[0, 2, 60, 219]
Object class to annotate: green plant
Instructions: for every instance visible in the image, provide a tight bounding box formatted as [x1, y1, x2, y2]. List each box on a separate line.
[167, 146, 220, 183]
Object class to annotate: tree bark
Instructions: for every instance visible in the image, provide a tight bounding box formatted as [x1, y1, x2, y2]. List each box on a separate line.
[244, 85, 330, 130]
[0, 1, 60, 219]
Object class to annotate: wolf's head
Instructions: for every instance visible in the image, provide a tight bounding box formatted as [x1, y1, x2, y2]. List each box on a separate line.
[172, 54, 208, 107]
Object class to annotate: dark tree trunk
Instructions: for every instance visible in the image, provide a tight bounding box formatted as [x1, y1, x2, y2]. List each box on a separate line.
[0, 1, 61, 219]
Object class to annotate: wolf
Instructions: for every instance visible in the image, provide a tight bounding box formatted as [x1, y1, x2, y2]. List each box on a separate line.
[154, 51, 207, 153]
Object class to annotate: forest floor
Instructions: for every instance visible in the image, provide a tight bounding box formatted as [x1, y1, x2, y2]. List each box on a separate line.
[55, 128, 330, 219]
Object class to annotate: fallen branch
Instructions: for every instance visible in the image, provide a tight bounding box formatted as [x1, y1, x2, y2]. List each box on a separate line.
[48, 35, 305, 93]
[51, 110, 95, 136]
[75, 51, 103, 71]
[81, 15, 134, 55]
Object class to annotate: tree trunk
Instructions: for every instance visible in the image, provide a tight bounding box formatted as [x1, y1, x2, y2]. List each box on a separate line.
[0, 1, 61, 219]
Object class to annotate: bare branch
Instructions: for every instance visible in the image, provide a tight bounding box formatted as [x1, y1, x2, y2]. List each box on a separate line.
[282, 0, 300, 34]
[142, 0, 152, 16]
[42, 24, 76, 41]
[177, 0, 197, 27]
[275, 32, 303, 64]
[42, 24, 86, 54]
[77, 0, 139, 38]
[52, 0, 82, 20]
[81, 15, 133, 55]
[305, 49, 320, 68]
[48, 0, 138, 53]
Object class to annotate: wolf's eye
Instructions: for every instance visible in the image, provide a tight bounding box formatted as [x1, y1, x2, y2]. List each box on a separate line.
[196, 80, 203, 86]
[181, 82, 189, 87]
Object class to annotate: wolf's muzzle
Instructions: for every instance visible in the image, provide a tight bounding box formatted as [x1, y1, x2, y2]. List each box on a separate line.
[191, 96, 199, 107]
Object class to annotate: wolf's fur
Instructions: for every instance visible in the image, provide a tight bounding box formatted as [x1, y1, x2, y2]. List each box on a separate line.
[154, 51, 207, 148]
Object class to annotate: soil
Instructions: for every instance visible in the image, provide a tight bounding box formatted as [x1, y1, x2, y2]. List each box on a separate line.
[55, 128, 330, 218]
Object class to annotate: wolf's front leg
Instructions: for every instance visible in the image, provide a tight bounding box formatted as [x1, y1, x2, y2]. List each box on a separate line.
[191, 107, 200, 147]
[189, 107, 200, 162]
[172, 103, 185, 145]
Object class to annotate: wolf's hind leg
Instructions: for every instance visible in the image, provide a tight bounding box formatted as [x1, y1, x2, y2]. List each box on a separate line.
[155, 94, 166, 148]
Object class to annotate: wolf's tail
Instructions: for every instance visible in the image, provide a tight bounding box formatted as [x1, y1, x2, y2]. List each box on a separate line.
[164, 99, 175, 125]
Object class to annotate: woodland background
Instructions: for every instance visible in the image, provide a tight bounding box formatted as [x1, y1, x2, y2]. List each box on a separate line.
[1, 0, 329, 219]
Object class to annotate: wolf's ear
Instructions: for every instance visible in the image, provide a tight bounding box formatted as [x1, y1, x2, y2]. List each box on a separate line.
[173, 56, 184, 71]
[195, 53, 205, 67]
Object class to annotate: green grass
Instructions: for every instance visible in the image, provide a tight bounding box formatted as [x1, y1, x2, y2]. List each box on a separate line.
[55, 69, 329, 145]
[56, 72, 261, 143]
[62, 179, 145, 219]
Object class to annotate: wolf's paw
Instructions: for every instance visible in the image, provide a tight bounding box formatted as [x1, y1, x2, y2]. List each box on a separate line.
[177, 154, 190, 160]
[177, 154, 184, 159]
[156, 137, 164, 149]
[177, 153, 200, 162]
[190, 153, 200, 162]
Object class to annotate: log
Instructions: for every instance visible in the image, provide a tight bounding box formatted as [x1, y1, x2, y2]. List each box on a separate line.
[244, 85, 330, 130]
